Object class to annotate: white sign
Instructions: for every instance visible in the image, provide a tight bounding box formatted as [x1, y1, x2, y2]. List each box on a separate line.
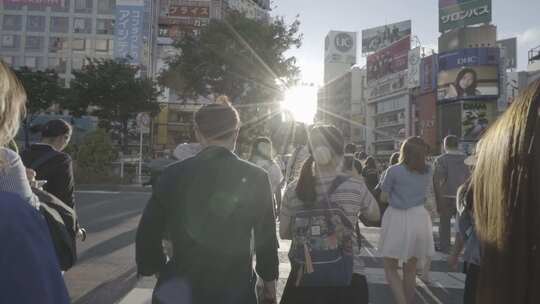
[136, 112, 151, 134]
[324, 31, 357, 64]
[407, 47, 422, 88]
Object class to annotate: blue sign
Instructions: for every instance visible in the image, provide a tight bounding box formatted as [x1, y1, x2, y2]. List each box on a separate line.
[438, 47, 499, 71]
[114, 2, 145, 64]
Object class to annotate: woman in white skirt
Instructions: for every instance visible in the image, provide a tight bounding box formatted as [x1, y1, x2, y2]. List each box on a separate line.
[378, 137, 436, 304]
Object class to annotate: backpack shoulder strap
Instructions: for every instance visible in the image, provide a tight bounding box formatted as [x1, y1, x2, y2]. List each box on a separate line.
[326, 175, 352, 198]
[29, 150, 58, 170]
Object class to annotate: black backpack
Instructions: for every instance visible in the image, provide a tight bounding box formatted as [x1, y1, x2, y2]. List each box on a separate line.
[34, 188, 78, 271]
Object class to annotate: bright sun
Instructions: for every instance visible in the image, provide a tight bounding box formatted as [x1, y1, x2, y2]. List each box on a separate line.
[281, 86, 318, 124]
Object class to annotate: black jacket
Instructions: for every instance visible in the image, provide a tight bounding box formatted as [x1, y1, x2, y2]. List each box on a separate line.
[21, 144, 75, 209]
[136, 146, 279, 303]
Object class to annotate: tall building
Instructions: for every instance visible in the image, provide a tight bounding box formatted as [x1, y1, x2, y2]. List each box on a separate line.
[0, 0, 158, 86]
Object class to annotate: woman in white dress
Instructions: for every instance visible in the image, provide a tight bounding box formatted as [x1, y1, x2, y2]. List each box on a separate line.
[378, 137, 436, 304]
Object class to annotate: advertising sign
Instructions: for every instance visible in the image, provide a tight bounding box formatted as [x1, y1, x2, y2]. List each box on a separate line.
[367, 36, 410, 83]
[168, 5, 210, 18]
[439, 0, 492, 33]
[496, 37, 517, 69]
[324, 31, 357, 64]
[3, 0, 64, 5]
[407, 47, 422, 88]
[438, 48, 499, 71]
[438, 24, 497, 53]
[366, 71, 407, 101]
[114, 0, 145, 64]
[420, 55, 439, 93]
[362, 20, 411, 54]
[462, 101, 496, 140]
[438, 65, 499, 102]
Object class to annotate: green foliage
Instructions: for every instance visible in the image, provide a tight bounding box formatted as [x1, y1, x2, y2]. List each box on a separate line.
[14, 67, 64, 119]
[74, 129, 118, 183]
[159, 12, 302, 104]
[67, 58, 160, 152]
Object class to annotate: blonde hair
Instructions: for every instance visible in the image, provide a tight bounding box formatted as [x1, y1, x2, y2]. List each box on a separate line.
[0, 60, 26, 164]
[472, 80, 540, 304]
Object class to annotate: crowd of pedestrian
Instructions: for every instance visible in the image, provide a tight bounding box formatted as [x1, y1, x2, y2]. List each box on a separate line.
[1, 57, 539, 304]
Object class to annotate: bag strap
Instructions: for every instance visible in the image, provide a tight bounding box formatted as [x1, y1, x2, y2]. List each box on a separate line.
[320, 175, 352, 233]
[29, 150, 58, 170]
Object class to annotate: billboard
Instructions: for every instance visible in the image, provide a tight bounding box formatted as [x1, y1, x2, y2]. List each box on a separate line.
[366, 71, 407, 101]
[407, 47, 422, 88]
[420, 55, 438, 93]
[497, 37, 517, 69]
[114, 0, 145, 64]
[168, 5, 210, 18]
[438, 65, 499, 102]
[324, 31, 357, 65]
[367, 36, 411, 83]
[438, 24, 497, 53]
[439, 0, 492, 33]
[3, 0, 64, 5]
[438, 47, 499, 71]
[362, 20, 411, 54]
[462, 101, 496, 140]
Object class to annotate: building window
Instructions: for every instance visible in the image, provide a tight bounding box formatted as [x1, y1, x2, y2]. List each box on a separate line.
[27, 16, 46, 32]
[24, 57, 41, 69]
[98, 0, 116, 14]
[96, 19, 114, 35]
[48, 57, 67, 74]
[25, 36, 44, 51]
[1, 56, 15, 66]
[49, 37, 69, 53]
[51, 1, 70, 12]
[50, 17, 69, 33]
[75, 0, 93, 13]
[1, 35, 20, 49]
[73, 18, 92, 34]
[2, 15, 23, 31]
[27, 3, 47, 11]
[95, 39, 112, 52]
[72, 38, 87, 51]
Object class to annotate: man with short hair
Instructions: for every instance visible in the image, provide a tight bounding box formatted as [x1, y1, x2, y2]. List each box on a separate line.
[136, 100, 279, 304]
[433, 135, 470, 254]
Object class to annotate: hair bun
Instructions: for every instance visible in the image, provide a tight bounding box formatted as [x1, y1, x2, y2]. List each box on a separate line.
[215, 95, 231, 106]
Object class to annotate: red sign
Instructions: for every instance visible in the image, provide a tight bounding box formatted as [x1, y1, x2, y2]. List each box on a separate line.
[367, 36, 411, 83]
[3, 0, 64, 5]
[168, 5, 210, 18]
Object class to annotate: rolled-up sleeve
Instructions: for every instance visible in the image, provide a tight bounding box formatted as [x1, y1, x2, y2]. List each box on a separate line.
[253, 172, 279, 281]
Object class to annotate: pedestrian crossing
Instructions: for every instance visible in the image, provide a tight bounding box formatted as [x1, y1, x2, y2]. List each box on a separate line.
[119, 223, 465, 304]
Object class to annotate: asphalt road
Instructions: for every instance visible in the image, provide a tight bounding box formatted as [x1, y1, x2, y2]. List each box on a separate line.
[64, 190, 465, 304]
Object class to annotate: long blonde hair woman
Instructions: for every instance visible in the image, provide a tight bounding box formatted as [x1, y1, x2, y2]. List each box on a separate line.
[0, 60, 38, 207]
[472, 80, 540, 304]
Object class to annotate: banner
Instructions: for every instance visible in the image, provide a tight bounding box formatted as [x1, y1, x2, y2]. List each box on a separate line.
[438, 47, 499, 71]
[462, 101, 496, 140]
[496, 37, 517, 69]
[168, 5, 210, 18]
[324, 31, 357, 64]
[438, 65, 499, 102]
[420, 55, 438, 93]
[439, 0, 492, 33]
[362, 20, 411, 54]
[367, 36, 410, 83]
[407, 47, 422, 88]
[3, 0, 64, 5]
[114, 0, 145, 64]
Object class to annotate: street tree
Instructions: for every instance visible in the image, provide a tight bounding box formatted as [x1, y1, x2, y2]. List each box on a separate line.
[67, 58, 160, 153]
[14, 67, 64, 148]
[159, 12, 302, 153]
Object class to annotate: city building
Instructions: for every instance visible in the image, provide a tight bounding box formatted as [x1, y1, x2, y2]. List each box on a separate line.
[0, 0, 158, 86]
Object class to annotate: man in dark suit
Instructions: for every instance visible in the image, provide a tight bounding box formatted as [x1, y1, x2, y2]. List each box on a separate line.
[136, 98, 279, 304]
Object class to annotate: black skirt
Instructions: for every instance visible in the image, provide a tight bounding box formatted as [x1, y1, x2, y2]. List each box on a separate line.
[280, 267, 369, 304]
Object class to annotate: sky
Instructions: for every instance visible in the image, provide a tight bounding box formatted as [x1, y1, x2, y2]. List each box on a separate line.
[272, 0, 540, 86]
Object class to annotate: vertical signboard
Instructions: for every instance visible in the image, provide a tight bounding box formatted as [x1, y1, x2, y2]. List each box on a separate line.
[420, 54, 438, 93]
[496, 37, 517, 69]
[114, 0, 145, 64]
[407, 47, 422, 88]
[439, 0, 492, 33]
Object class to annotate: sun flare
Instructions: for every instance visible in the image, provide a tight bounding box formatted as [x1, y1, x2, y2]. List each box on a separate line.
[281, 86, 318, 124]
